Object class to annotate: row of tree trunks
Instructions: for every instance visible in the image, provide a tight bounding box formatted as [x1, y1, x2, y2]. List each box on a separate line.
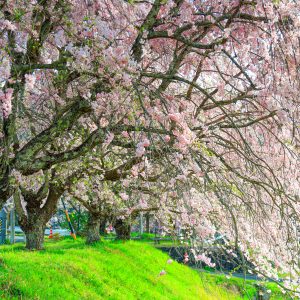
[13, 197, 145, 248]
[85, 214, 132, 244]
[85, 212, 154, 243]
[19, 211, 147, 248]
[21, 212, 133, 248]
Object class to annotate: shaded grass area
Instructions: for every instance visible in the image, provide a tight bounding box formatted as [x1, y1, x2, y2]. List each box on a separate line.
[198, 271, 289, 300]
[0, 238, 288, 299]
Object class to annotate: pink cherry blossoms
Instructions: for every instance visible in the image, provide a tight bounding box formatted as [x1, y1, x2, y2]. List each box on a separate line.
[195, 254, 216, 268]
[0, 19, 16, 31]
[136, 139, 151, 157]
[119, 193, 129, 201]
[0, 88, 13, 118]
[25, 74, 36, 90]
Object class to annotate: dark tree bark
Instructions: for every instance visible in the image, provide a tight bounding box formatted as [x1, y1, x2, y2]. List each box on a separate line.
[14, 180, 63, 250]
[99, 217, 107, 235]
[86, 213, 101, 244]
[145, 213, 150, 233]
[77, 205, 81, 232]
[0, 168, 11, 209]
[114, 218, 131, 240]
[23, 222, 46, 250]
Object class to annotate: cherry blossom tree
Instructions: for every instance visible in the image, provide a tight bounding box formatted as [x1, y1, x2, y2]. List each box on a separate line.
[1, 0, 300, 294]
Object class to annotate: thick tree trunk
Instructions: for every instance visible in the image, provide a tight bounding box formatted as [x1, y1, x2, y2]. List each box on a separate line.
[14, 185, 63, 250]
[86, 214, 101, 244]
[114, 218, 131, 240]
[23, 223, 46, 250]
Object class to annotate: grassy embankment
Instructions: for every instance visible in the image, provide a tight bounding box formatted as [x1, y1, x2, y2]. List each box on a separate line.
[0, 237, 288, 299]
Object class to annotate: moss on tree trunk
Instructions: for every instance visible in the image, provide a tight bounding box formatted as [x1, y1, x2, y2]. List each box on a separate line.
[86, 213, 101, 244]
[23, 223, 45, 250]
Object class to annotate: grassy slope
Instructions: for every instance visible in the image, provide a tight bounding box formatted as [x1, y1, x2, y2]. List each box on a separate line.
[0, 238, 286, 300]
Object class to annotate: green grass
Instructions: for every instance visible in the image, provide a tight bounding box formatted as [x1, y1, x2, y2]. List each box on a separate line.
[198, 271, 289, 300]
[0, 238, 288, 299]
